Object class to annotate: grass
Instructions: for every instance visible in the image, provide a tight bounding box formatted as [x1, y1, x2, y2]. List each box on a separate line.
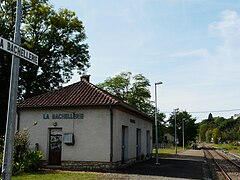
[211, 143, 240, 154]
[12, 170, 105, 180]
[152, 146, 185, 157]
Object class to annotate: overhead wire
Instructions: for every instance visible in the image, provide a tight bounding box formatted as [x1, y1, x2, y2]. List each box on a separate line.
[161, 108, 240, 114]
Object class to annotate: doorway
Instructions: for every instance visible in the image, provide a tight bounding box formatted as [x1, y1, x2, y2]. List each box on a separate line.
[136, 128, 141, 159]
[146, 130, 150, 157]
[121, 126, 128, 163]
[49, 128, 62, 165]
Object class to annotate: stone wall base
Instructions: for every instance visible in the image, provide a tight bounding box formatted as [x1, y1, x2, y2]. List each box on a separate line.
[61, 160, 120, 171]
[42, 156, 151, 171]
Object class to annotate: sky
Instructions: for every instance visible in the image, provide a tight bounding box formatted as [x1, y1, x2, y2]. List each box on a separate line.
[50, 0, 240, 122]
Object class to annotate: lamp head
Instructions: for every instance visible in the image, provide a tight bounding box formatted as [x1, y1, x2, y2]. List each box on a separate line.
[155, 82, 163, 85]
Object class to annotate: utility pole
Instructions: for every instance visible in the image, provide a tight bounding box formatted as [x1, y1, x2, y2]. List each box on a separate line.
[174, 108, 178, 155]
[154, 82, 163, 165]
[2, 0, 21, 179]
[182, 118, 185, 151]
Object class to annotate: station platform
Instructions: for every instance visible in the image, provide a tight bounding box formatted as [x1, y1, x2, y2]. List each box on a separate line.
[108, 149, 211, 180]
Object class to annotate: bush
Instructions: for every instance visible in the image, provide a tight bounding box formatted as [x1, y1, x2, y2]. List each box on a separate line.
[14, 130, 43, 174]
[0, 151, 2, 173]
[0, 136, 4, 171]
[13, 150, 43, 174]
[0, 131, 43, 175]
[24, 151, 43, 171]
[13, 130, 30, 174]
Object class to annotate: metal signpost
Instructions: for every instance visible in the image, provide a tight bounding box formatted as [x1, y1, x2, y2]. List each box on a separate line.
[1, 0, 38, 179]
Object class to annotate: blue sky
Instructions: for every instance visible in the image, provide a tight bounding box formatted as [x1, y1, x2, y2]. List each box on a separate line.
[50, 0, 240, 121]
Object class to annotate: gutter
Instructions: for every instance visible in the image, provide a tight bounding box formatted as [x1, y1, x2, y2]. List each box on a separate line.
[110, 105, 113, 162]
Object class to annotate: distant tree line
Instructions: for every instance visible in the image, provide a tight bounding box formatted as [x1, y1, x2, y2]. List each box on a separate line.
[199, 113, 240, 144]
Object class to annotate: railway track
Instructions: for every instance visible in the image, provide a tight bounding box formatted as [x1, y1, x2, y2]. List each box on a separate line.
[203, 145, 240, 180]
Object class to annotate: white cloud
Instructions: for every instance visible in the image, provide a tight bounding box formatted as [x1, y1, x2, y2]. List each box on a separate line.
[209, 10, 240, 67]
[169, 48, 212, 59]
[168, 10, 240, 85]
[209, 10, 240, 38]
[156, 10, 240, 118]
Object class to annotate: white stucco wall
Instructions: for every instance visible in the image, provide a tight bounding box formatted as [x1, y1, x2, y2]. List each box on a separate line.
[17, 106, 152, 164]
[18, 107, 111, 162]
[112, 108, 153, 162]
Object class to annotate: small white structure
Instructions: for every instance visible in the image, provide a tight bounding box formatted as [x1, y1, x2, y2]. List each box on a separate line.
[233, 113, 240, 120]
[17, 75, 153, 170]
[163, 133, 174, 143]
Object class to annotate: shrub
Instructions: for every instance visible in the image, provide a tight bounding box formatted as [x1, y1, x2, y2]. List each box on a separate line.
[13, 130, 30, 174]
[14, 130, 43, 174]
[0, 136, 4, 171]
[0, 151, 2, 172]
[0, 131, 43, 174]
[24, 151, 43, 172]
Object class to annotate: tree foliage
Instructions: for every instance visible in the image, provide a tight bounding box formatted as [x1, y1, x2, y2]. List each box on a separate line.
[152, 112, 166, 143]
[212, 128, 221, 144]
[198, 114, 240, 143]
[97, 72, 154, 115]
[205, 129, 212, 143]
[199, 123, 208, 142]
[0, 0, 90, 135]
[167, 110, 198, 145]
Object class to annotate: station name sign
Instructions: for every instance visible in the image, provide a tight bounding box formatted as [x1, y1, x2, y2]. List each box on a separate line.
[0, 36, 38, 65]
[43, 113, 84, 120]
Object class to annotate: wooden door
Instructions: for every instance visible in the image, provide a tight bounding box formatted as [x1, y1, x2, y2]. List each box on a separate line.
[121, 126, 128, 163]
[136, 128, 141, 159]
[146, 130, 150, 157]
[49, 128, 62, 165]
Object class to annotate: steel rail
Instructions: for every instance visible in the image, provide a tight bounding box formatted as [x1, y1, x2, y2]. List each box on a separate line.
[204, 148, 232, 180]
[214, 149, 240, 170]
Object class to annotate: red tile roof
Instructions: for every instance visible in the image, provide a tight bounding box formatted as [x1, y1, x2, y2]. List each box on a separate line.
[17, 80, 152, 121]
[18, 81, 120, 108]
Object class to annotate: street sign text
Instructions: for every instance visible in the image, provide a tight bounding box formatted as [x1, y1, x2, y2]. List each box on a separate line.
[0, 36, 38, 65]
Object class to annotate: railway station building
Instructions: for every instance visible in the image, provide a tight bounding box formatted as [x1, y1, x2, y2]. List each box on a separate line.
[17, 75, 153, 170]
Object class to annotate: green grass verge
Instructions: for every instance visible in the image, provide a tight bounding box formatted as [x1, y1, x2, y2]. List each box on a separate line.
[152, 146, 184, 157]
[211, 143, 240, 154]
[12, 170, 105, 180]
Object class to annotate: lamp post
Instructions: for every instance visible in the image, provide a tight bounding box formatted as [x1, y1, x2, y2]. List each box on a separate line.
[182, 118, 185, 151]
[155, 81, 163, 165]
[174, 108, 179, 155]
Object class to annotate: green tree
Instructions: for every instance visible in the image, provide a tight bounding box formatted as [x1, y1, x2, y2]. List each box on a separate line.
[207, 113, 214, 122]
[167, 110, 198, 145]
[152, 112, 166, 143]
[199, 124, 208, 142]
[212, 128, 221, 144]
[98, 72, 131, 102]
[205, 129, 212, 143]
[0, 0, 90, 135]
[97, 72, 153, 115]
[198, 115, 240, 143]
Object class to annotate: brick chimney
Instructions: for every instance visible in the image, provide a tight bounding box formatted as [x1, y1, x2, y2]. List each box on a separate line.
[80, 75, 90, 83]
